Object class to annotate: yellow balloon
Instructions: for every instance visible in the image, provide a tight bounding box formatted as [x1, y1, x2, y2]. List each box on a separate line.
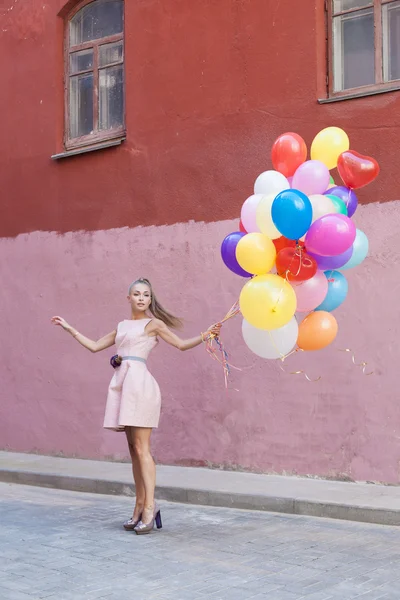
[311, 127, 350, 170]
[256, 194, 281, 239]
[236, 233, 276, 275]
[239, 274, 297, 330]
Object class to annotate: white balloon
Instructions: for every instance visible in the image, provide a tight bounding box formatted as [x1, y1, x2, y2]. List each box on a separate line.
[241, 194, 263, 233]
[309, 194, 335, 223]
[254, 170, 290, 196]
[256, 194, 281, 239]
[242, 317, 298, 360]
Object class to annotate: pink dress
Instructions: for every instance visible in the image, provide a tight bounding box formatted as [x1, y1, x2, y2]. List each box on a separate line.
[103, 319, 161, 431]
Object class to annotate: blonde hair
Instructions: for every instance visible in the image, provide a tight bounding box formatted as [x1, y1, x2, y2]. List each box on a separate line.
[128, 278, 183, 329]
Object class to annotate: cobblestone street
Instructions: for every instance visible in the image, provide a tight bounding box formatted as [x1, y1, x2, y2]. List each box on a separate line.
[1, 483, 399, 600]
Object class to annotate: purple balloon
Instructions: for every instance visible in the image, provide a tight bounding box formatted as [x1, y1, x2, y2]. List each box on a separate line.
[305, 214, 356, 257]
[324, 186, 358, 218]
[308, 246, 353, 270]
[221, 232, 252, 277]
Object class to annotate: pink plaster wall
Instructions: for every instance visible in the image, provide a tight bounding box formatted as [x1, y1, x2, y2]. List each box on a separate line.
[1, 201, 399, 482]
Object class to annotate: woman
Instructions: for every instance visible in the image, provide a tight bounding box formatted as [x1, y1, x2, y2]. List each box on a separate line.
[51, 278, 221, 535]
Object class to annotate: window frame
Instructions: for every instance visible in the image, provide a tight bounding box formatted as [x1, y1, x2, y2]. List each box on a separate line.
[64, 0, 125, 151]
[327, 0, 400, 98]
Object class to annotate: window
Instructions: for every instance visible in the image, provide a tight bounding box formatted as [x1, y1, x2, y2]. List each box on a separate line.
[65, 0, 124, 149]
[328, 0, 400, 96]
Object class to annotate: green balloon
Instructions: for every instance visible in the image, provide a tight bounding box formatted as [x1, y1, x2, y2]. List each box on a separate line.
[329, 175, 335, 184]
[327, 194, 348, 216]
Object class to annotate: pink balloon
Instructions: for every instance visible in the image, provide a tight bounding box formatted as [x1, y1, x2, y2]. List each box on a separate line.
[292, 160, 330, 196]
[240, 194, 263, 233]
[305, 214, 356, 257]
[294, 271, 329, 313]
[287, 176, 293, 187]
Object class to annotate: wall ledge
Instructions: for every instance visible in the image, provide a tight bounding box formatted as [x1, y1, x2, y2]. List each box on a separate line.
[51, 138, 125, 160]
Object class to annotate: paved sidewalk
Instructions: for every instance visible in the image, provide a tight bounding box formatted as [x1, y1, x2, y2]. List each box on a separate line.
[1, 452, 400, 526]
[1, 483, 400, 600]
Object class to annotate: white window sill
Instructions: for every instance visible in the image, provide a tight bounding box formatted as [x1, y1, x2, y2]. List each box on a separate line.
[319, 85, 400, 104]
[51, 137, 125, 160]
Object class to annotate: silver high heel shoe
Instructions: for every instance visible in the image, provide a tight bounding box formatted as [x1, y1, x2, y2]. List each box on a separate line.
[134, 505, 162, 535]
[123, 513, 142, 531]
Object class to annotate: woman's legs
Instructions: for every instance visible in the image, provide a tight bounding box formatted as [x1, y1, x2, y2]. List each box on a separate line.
[125, 428, 145, 521]
[131, 427, 156, 524]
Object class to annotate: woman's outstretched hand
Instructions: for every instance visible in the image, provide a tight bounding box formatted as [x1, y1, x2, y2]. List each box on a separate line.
[207, 323, 222, 338]
[51, 316, 72, 332]
[51, 318, 116, 352]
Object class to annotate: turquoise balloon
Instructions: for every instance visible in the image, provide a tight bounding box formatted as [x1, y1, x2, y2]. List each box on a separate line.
[326, 194, 348, 216]
[340, 229, 369, 270]
[315, 270, 348, 312]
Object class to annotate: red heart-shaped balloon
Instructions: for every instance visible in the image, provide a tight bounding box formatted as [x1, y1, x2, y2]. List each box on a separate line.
[337, 150, 380, 190]
[276, 247, 317, 283]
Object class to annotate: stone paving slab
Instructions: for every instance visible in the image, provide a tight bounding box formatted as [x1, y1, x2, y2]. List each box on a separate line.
[1, 483, 400, 600]
[1, 452, 400, 526]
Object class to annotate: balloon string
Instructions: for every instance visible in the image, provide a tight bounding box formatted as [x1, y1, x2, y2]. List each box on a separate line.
[280, 347, 298, 361]
[338, 348, 374, 375]
[204, 300, 241, 387]
[281, 248, 301, 279]
[293, 246, 303, 277]
[278, 362, 322, 383]
[267, 332, 321, 382]
[280, 244, 311, 280]
[272, 272, 291, 312]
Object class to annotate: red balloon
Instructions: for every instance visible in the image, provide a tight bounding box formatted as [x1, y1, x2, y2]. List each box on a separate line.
[273, 236, 304, 254]
[239, 220, 247, 233]
[276, 247, 317, 283]
[337, 150, 380, 190]
[271, 132, 307, 178]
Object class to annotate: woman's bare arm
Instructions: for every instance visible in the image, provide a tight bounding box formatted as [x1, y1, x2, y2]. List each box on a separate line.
[51, 316, 116, 353]
[147, 319, 221, 351]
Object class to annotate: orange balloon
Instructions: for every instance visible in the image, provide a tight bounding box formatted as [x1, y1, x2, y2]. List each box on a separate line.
[297, 311, 338, 351]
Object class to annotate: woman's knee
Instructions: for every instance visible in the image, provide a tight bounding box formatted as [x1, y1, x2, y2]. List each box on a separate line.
[133, 438, 149, 458]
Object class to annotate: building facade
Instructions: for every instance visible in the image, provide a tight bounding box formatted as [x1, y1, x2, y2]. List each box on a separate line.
[1, 0, 399, 482]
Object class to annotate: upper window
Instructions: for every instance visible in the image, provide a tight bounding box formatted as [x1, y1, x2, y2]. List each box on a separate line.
[65, 0, 125, 149]
[328, 0, 400, 96]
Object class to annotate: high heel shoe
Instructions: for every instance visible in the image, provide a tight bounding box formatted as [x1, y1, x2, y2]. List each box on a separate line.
[134, 505, 162, 535]
[123, 513, 142, 531]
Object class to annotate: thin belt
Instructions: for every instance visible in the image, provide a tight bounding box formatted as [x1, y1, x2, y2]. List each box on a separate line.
[121, 356, 146, 364]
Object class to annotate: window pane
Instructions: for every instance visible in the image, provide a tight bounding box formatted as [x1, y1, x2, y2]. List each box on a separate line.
[70, 0, 123, 46]
[333, 0, 372, 13]
[99, 41, 123, 67]
[99, 65, 124, 130]
[383, 1, 400, 81]
[70, 49, 94, 74]
[69, 73, 94, 138]
[333, 8, 375, 91]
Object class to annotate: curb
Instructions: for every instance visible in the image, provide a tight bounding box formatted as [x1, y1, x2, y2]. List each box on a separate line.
[1, 468, 400, 527]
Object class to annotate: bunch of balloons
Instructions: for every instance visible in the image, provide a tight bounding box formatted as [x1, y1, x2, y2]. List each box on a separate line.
[221, 127, 379, 361]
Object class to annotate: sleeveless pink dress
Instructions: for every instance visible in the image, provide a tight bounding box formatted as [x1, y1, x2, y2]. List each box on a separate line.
[103, 319, 161, 431]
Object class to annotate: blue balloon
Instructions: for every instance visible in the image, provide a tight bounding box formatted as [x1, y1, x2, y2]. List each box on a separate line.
[315, 270, 348, 312]
[271, 189, 312, 240]
[340, 229, 369, 271]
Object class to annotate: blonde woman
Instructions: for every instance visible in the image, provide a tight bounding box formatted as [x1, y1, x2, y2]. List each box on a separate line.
[51, 278, 221, 535]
